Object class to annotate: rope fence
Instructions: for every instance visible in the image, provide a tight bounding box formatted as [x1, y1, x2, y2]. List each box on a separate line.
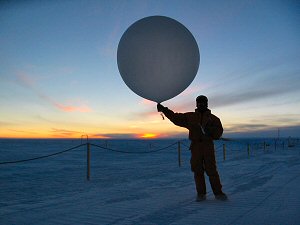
[90, 141, 178, 154]
[0, 137, 299, 180]
[0, 143, 85, 165]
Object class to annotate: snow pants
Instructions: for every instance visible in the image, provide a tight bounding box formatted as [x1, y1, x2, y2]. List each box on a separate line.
[190, 141, 223, 195]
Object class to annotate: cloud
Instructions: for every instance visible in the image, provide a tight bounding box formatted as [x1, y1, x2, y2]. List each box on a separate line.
[224, 125, 300, 138]
[201, 53, 300, 108]
[249, 114, 300, 125]
[223, 118, 300, 138]
[211, 89, 278, 108]
[210, 76, 299, 108]
[90, 133, 137, 139]
[15, 72, 92, 113]
[50, 128, 84, 137]
[8, 129, 38, 135]
[89, 134, 111, 139]
[54, 103, 92, 112]
[225, 123, 272, 133]
[0, 121, 13, 126]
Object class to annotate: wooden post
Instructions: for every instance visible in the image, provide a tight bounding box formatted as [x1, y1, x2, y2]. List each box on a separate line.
[87, 142, 91, 181]
[223, 144, 226, 161]
[178, 141, 181, 167]
[247, 144, 250, 157]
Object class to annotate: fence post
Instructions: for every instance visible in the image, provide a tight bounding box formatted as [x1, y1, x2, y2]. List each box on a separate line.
[178, 141, 181, 167]
[247, 144, 250, 157]
[223, 144, 226, 161]
[87, 142, 91, 181]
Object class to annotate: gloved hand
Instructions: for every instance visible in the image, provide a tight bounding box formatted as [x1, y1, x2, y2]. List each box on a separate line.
[157, 103, 166, 112]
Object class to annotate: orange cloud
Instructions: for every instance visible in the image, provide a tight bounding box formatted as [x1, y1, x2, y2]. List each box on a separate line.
[90, 134, 111, 139]
[54, 103, 92, 112]
[15, 72, 92, 113]
[50, 128, 84, 138]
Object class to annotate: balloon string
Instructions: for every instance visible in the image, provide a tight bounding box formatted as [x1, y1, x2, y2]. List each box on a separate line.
[160, 113, 165, 120]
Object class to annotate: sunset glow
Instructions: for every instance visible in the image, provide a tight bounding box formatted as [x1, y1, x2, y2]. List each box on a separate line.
[140, 133, 158, 139]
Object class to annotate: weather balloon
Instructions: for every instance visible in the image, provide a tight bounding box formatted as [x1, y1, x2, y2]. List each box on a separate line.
[117, 16, 200, 103]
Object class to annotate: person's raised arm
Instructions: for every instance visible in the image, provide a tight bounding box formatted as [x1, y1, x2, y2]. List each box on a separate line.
[157, 103, 188, 128]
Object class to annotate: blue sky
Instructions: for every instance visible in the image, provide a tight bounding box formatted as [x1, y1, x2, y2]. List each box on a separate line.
[0, 0, 299, 138]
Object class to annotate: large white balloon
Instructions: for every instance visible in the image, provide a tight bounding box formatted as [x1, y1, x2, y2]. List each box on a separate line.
[117, 16, 200, 103]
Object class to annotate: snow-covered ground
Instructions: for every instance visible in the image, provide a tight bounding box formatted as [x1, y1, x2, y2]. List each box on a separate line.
[1, 138, 300, 225]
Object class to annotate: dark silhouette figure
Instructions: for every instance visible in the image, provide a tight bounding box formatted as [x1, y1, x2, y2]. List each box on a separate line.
[157, 95, 227, 201]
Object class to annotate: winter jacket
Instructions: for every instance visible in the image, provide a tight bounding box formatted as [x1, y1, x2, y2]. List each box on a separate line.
[162, 107, 223, 143]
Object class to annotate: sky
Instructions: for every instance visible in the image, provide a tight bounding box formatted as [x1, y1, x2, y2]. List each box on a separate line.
[0, 0, 299, 139]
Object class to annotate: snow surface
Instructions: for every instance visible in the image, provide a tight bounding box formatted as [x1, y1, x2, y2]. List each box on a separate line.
[1, 138, 300, 225]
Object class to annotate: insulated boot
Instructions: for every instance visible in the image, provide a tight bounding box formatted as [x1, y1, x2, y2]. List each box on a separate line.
[196, 194, 206, 202]
[215, 192, 228, 201]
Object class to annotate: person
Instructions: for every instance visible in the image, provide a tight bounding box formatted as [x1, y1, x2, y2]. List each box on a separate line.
[157, 95, 227, 201]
